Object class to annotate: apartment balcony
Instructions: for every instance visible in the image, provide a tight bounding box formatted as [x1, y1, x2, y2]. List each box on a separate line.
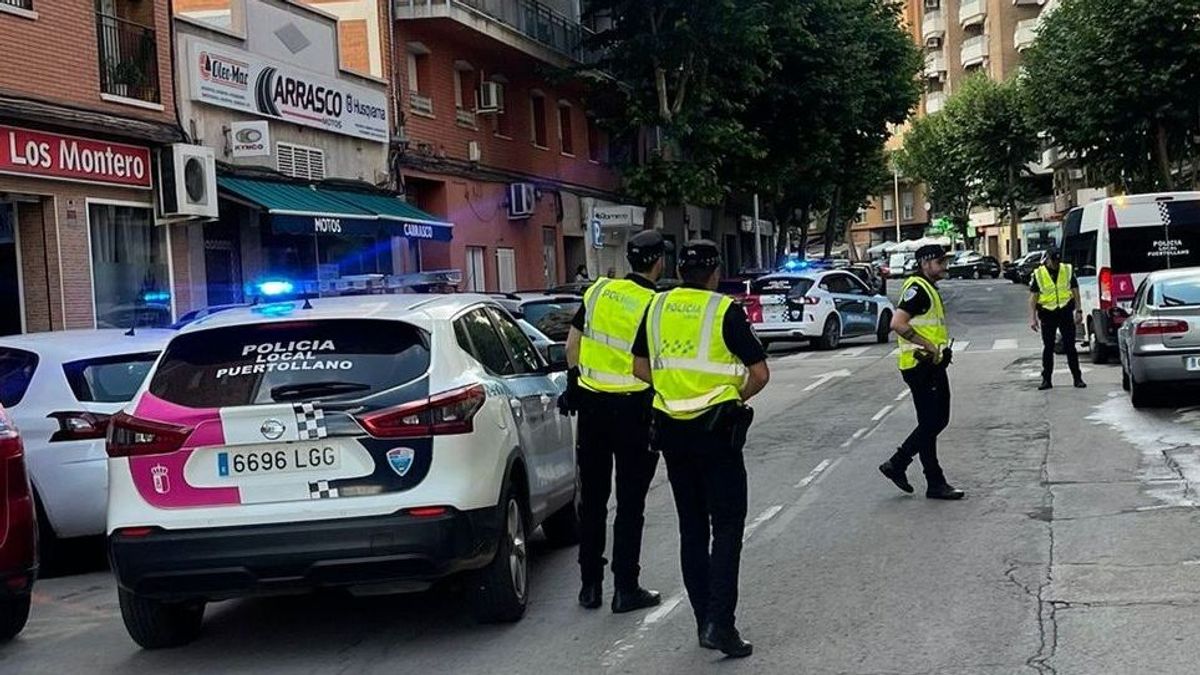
[926, 91, 946, 115]
[924, 51, 947, 80]
[959, 0, 986, 28]
[409, 91, 434, 116]
[1013, 0, 1046, 6]
[921, 10, 946, 42]
[1014, 17, 1038, 51]
[95, 12, 161, 104]
[395, 0, 595, 67]
[961, 34, 989, 68]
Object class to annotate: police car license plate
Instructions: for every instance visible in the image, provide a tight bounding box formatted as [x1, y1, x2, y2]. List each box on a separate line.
[1187, 357, 1200, 372]
[217, 445, 341, 477]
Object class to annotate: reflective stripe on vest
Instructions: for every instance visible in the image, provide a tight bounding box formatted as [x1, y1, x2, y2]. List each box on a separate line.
[578, 277, 656, 393]
[647, 287, 747, 419]
[896, 275, 949, 371]
[1034, 263, 1073, 311]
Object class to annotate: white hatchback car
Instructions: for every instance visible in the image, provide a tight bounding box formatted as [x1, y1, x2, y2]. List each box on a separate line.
[744, 269, 895, 349]
[106, 295, 578, 648]
[0, 329, 172, 552]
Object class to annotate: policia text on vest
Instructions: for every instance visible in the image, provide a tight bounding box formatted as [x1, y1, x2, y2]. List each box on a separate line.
[632, 239, 770, 659]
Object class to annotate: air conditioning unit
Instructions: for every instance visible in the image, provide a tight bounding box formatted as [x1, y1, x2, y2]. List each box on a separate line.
[477, 81, 504, 114]
[925, 36, 942, 48]
[924, 0, 940, 8]
[468, 140, 481, 163]
[507, 183, 536, 219]
[158, 144, 218, 219]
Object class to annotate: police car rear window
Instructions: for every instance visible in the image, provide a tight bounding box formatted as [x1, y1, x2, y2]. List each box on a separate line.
[0, 348, 38, 408]
[751, 277, 814, 296]
[148, 320, 431, 408]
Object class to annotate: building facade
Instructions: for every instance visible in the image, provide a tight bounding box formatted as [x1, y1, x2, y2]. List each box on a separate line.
[0, 0, 182, 335]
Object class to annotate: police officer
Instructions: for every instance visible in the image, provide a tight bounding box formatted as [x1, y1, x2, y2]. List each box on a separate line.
[879, 244, 965, 501]
[1028, 247, 1086, 391]
[565, 230, 672, 613]
[631, 240, 770, 658]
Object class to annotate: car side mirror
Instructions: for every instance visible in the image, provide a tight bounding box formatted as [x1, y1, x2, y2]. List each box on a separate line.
[544, 343, 569, 372]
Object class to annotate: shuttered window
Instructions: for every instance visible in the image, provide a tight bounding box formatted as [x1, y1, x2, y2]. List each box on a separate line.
[276, 143, 326, 180]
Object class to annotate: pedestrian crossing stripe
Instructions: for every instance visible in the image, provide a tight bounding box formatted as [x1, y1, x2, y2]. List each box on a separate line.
[775, 339, 1041, 360]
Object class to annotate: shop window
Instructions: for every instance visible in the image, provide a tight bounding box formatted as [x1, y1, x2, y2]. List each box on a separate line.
[277, 142, 326, 180]
[558, 102, 574, 156]
[530, 92, 548, 149]
[89, 203, 170, 329]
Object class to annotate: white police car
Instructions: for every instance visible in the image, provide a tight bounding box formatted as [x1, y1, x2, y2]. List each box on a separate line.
[106, 293, 578, 648]
[744, 268, 895, 349]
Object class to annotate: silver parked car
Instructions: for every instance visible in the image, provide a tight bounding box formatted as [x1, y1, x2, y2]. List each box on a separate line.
[1117, 268, 1200, 407]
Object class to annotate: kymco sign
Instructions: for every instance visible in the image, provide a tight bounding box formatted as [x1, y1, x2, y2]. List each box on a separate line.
[0, 125, 152, 189]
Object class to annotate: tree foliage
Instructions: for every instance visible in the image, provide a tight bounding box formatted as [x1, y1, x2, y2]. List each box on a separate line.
[895, 112, 973, 228]
[1023, 0, 1200, 191]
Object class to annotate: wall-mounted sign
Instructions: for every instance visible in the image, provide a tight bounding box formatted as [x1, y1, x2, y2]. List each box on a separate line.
[0, 125, 151, 189]
[231, 120, 271, 158]
[188, 38, 389, 143]
[592, 205, 645, 229]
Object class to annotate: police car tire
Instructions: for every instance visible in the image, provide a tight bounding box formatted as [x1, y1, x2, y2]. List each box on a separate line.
[0, 594, 30, 642]
[876, 311, 892, 344]
[472, 488, 529, 624]
[815, 316, 840, 351]
[118, 588, 204, 649]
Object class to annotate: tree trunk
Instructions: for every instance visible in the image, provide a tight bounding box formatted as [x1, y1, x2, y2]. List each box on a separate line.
[1154, 120, 1175, 190]
[796, 203, 812, 260]
[823, 187, 841, 259]
[1007, 164, 1021, 260]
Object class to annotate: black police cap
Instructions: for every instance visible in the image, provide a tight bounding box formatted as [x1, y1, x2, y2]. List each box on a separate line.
[626, 229, 674, 264]
[915, 244, 952, 264]
[679, 239, 722, 268]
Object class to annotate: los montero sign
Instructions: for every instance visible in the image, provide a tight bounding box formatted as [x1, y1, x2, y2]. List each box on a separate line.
[0, 125, 151, 189]
[188, 38, 388, 143]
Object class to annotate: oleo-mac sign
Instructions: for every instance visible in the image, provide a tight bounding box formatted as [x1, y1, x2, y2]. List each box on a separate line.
[0, 125, 151, 189]
[189, 38, 388, 143]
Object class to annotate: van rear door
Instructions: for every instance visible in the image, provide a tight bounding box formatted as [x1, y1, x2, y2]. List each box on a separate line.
[1109, 198, 1200, 302]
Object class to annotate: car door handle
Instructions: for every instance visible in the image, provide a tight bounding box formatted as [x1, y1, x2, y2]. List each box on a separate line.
[509, 398, 523, 418]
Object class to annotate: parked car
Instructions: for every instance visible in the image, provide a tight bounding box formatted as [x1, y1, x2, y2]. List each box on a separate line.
[743, 269, 895, 349]
[0, 329, 171, 563]
[947, 253, 1002, 279]
[1117, 269, 1200, 407]
[847, 263, 887, 295]
[1017, 250, 1049, 285]
[492, 293, 583, 341]
[107, 295, 578, 648]
[888, 252, 915, 279]
[0, 405, 35, 641]
[1003, 252, 1034, 284]
[902, 258, 919, 277]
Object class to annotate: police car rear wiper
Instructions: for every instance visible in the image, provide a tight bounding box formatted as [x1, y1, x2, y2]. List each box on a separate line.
[270, 381, 371, 402]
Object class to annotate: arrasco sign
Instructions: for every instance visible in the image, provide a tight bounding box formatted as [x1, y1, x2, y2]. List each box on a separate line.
[0, 125, 152, 189]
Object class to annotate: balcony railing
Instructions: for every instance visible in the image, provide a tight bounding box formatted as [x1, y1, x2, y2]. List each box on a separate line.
[1014, 17, 1039, 51]
[924, 51, 946, 79]
[409, 91, 434, 116]
[96, 12, 161, 104]
[961, 34, 989, 68]
[959, 0, 986, 28]
[926, 91, 946, 115]
[397, 0, 596, 63]
[921, 10, 946, 42]
[1, 0, 33, 11]
[455, 107, 478, 128]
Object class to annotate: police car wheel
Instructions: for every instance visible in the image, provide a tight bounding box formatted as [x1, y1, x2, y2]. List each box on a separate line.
[118, 588, 205, 649]
[815, 316, 840, 351]
[473, 487, 530, 623]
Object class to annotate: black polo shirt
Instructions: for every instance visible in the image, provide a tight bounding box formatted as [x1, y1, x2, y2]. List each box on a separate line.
[631, 284, 766, 366]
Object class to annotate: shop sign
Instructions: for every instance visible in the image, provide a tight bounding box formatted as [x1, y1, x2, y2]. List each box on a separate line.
[231, 121, 271, 158]
[592, 205, 645, 229]
[189, 38, 389, 143]
[0, 125, 152, 189]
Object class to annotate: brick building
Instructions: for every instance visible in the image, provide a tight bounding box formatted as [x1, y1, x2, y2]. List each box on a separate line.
[0, 0, 183, 335]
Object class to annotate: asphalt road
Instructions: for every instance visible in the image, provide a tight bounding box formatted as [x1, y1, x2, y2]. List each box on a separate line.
[6, 279, 1200, 674]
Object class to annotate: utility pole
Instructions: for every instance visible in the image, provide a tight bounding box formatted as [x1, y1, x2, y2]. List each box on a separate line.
[753, 193, 763, 268]
[892, 160, 902, 242]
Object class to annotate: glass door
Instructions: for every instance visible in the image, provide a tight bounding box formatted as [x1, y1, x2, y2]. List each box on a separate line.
[0, 202, 21, 336]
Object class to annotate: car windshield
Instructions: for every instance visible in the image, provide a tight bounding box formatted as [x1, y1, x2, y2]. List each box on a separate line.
[751, 277, 815, 296]
[148, 319, 431, 408]
[0, 348, 38, 408]
[1158, 277, 1200, 306]
[521, 299, 581, 326]
[63, 352, 160, 403]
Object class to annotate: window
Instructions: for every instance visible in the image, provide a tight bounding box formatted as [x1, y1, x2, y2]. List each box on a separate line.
[277, 143, 326, 180]
[530, 92, 548, 148]
[902, 192, 914, 221]
[1111, 226, 1200, 274]
[497, 248, 517, 293]
[406, 46, 432, 116]
[1158, 278, 1200, 307]
[821, 274, 856, 294]
[465, 246, 486, 292]
[491, 76, 512, 138]
[558, 102, 574, 155]
[0, 348, 38, 408]
[63, 352, 159, 403]
[587, 117, 608, 162]
[881, 194, 895, 222]
[148, 319, 431, 408]
[456, 309, 514, 375]
[751, 276, 814, 297]
[487, 307, 542, 374]
[454, 63, 477, 128]
[89, 203, 170, 329]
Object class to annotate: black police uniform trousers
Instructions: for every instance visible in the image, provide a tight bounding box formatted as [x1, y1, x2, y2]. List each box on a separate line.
[893, 362, 951, 486]
[1039, 306, 1082, 381]
[576, 389, 659, 590]
[656, 404, 749, 631]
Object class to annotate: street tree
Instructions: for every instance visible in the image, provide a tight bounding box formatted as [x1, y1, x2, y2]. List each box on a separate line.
[1023, 0, 1200, 191]
[895, 111, 973, 236]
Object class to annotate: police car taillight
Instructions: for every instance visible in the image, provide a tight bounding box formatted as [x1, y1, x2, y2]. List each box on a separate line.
[800, 296, 821, 305]
[359, 385, 487, 438]
[105, 412, 192, 458]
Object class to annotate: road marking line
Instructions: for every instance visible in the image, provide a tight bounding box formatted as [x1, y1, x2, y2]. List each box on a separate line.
[895, 389, 910, 401]
[840, 427, 869, 448]
[872, 405, 894, 421]
[642, 594, 684, 626]
[955, 341, 971, 352]
[795, 458, 832, 488]
[781, 351, 813, 361]
[803, 369, 852, 392]
[993, 338, 1019, 350]
[743, 504, 784, 541]
[838, 346, 869, 358]
[889, 347, 901, 356]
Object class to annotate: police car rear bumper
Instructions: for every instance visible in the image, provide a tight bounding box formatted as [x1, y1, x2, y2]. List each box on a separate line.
[109, 507, 501, 601]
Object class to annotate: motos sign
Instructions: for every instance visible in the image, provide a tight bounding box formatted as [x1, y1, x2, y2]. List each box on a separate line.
[0, 126, 151, 189]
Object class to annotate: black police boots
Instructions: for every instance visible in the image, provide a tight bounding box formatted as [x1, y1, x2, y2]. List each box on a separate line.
[926, 483, 966, 500]
[1038, 379, 1053, 390]
[879, 459, 914, 494]
[699, 623, 753, 658]
[612, 586, 662, 614]
[579, 581, 603, 609]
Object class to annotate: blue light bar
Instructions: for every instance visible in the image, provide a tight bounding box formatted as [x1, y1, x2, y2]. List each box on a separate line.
[142, 290, 171, 303]
[257, 280, 295, 297]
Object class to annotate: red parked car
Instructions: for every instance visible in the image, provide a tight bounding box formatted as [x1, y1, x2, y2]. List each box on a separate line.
[0, 404, 35, 640]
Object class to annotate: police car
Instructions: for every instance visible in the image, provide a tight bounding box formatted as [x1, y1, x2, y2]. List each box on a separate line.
[106, 293, 578, 648]
[743, 267, 895, 349]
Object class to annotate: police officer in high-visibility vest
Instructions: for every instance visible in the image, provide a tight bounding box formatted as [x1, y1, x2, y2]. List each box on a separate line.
[879, 244, 965, 501]
[1028, 246, 1086, 391]
[631, 240, 770, 659]
[565, 230, 672, 614]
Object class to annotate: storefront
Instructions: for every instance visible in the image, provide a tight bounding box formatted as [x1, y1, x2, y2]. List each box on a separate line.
[0, 123, 175, 334]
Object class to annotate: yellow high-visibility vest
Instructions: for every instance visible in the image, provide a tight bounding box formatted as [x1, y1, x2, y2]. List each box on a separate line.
[646, 287, 747, 420]
[1034, 263, 1073, 311]
[896, 275, 949, 371]
[578, 277, 656, 393]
